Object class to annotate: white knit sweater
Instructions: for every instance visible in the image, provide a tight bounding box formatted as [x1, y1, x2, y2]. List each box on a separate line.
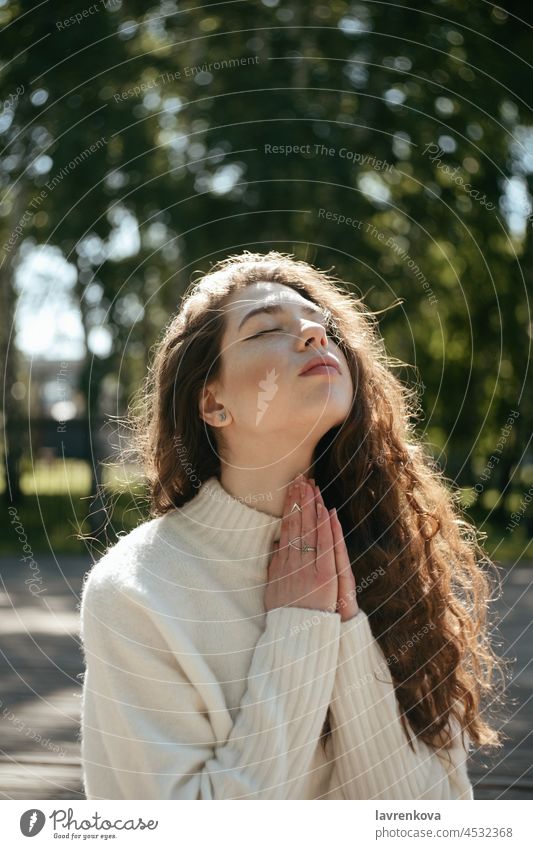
[80, 475, 474, 800]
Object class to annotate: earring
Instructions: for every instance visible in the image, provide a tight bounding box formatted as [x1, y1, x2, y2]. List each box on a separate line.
[218, 412, 226, 421]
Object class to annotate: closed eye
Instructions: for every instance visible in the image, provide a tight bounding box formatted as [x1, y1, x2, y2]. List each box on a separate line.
[248, 328, 281, 339]
[248, 324, 332, 340]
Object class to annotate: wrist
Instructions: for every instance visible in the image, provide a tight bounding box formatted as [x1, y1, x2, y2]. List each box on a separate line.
[340, 607, 360, 623]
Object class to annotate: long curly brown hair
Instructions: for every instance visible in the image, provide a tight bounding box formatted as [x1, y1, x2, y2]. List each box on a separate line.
[124, 249, 510, 761]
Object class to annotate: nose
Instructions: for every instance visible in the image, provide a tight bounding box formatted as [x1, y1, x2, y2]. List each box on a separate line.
[300, 320, 328, 349]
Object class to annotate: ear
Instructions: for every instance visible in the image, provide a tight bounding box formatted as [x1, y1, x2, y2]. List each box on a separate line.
[198, 384, 229, 427]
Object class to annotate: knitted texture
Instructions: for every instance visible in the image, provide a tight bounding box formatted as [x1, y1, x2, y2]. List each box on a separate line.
[80, 476, 473, 799]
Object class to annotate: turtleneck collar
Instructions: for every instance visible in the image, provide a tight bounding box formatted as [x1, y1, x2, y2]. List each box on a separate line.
[170, 476, 284, 568]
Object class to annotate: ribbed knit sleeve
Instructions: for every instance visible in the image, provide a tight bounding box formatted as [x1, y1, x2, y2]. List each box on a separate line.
[80, 573, 342, 800]
[325, 609, 474, 800]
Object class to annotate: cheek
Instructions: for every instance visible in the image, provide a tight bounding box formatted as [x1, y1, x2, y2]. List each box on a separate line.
[231, 344, 291, 401]
[344, 370, 355, 396]
[243, 343, 288, 374]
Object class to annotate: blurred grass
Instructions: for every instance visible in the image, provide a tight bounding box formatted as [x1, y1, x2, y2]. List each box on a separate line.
[1, 459, 531, 561]
[13, 458, 143, 495]
[1, 459, 150, 555]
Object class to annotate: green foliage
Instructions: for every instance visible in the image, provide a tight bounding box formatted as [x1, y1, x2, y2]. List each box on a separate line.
[1, 0, 532, 551]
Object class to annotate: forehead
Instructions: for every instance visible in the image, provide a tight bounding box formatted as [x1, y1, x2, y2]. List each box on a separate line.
[223, 282, 315, 326]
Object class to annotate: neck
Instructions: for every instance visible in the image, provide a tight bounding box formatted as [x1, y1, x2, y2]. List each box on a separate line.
[173, 475, 286, 572]
[219, 462, 315, 518]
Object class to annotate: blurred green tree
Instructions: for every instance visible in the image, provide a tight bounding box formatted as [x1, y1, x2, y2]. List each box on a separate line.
[1, 0, 531, 548]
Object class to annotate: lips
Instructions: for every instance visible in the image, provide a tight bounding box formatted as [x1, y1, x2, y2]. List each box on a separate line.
[298, 355, 341, 376]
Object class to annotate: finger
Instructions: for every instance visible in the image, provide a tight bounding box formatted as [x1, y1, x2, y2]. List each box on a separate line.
[314, 486, 335, 575]
[279, 476, 302, 562]
[299, 479, 317, 569]
[269, 539, 279, 560]
[330, 508, 358, 619]
[330, 508, 355, 586]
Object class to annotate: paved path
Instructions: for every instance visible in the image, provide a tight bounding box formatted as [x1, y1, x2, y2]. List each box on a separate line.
[0, 555, 531, 799]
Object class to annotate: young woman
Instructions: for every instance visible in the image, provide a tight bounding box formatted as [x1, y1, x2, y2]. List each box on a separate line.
[80, 250, 507, 800]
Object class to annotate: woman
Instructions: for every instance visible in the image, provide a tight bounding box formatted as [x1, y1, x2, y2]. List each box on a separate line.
[80, 250, 507, 800]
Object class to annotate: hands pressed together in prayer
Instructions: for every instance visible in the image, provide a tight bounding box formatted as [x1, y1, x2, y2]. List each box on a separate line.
[265, 474, 359, 622]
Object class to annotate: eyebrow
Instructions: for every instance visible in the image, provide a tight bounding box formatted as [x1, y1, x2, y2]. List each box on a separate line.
[237, 302, 327, 332]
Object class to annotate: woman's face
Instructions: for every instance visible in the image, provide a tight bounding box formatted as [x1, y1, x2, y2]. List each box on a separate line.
[202, 282, 354, 448]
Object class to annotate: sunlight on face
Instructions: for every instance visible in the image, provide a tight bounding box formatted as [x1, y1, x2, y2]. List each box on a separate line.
[214, 282, 354, 442]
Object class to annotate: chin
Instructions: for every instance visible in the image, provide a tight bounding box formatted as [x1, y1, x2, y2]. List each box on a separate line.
[305, 395, 351, 416]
